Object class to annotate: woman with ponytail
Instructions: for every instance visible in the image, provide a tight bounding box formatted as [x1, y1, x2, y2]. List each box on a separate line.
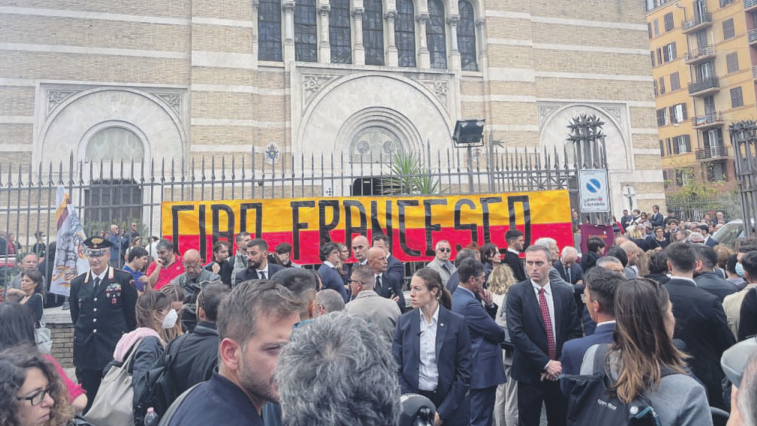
[392, 268, 472, 426]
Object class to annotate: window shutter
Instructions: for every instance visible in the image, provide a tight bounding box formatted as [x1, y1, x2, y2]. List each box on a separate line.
[669, 106, 675, 123]
[671, 43, 677, 59]
[667, 138, 672, 154]
[657, 48, 662, 64]
[651, 51, 656, 67]
[673, 137, 680, 154]
[682, 103, 688, 120]
[685, 135, 692, 153]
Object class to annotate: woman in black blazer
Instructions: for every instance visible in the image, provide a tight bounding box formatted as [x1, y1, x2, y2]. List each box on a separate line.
[392, 268, 472, 426]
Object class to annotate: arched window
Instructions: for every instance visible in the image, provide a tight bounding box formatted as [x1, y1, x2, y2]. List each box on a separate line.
[364, 0, 385, 66]
[330, 0, 352, 63]
[295, 0, 317, 62]
[458, 1, 477, 71]
[259, 0, 283, 61]
[395, 0, 416, 67]
[86, 127, 145, 162]
[427, 0, 447, 69]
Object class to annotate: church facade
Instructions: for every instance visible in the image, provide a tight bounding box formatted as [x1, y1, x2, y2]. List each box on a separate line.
[0, 0, 663, 212]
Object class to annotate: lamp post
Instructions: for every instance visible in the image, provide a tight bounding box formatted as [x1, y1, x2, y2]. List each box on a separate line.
[453, 119, 485, 193]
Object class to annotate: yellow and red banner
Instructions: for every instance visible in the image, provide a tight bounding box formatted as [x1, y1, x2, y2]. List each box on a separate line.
[162, 190, 572, 264]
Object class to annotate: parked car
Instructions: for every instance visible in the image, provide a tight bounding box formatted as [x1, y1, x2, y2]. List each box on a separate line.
[712, 220, 755, 249]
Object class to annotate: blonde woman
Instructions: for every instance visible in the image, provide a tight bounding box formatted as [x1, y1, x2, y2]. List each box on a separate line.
[635, 248, 650, 277]
[490, 264, 519, 426]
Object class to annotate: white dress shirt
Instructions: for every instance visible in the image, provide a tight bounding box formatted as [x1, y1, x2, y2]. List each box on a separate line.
[418, 305, 440, 391]
[256, 264, 270, 279]
[323, 261, 336, 268]
[507, 248, 520, 256]
[672, 276, 697, 286]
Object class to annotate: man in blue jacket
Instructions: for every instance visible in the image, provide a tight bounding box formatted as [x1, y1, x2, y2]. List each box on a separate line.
[560, 267, 625, 396]
[452, 258, 507, 426]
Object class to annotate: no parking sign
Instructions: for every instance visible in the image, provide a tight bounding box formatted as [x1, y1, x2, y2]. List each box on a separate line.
[579, 170, 610, 213]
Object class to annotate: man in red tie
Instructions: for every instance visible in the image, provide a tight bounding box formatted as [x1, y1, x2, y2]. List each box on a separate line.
[506, 245, 582, 426]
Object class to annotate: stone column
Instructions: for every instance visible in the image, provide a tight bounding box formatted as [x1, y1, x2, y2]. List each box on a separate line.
[448, 15, 460, 71]
[319, 4, 332, 63]
[417, 13, 430, 69]
[385, 11, 398, 67]
[353, 7, 365, 65]
[283, 1, 296, 62]
[251, 0, 260, 67]
[475, 18, 487, 71]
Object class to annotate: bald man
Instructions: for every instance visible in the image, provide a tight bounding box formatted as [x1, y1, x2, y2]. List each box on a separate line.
[351, 235, 370, 266]
[170, 249, 220, 331]
[366, 247, 405, 311]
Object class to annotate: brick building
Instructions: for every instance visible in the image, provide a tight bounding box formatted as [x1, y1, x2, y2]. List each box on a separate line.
[647, 0, 756, 194]
[0, 0, 663, 214]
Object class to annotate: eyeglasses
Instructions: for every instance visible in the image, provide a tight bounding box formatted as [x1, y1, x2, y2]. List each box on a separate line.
[17, 385, 52, 406]
[348, 279, 363, 285]
[438, 248, 451, 253]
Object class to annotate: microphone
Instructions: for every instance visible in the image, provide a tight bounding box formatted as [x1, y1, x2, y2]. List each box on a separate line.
[399, 394, 436, 426]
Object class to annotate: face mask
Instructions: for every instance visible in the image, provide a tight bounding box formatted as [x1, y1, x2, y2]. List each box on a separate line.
[736, 262, 745, 278]
[161, 309, 178, 329]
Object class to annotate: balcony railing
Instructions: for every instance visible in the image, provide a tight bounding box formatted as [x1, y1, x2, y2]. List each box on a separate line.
[688, 77, 719, 95]
[749, 28, 757, 44]
[685, 46, 716, 64]
[696, 145, 728, 160]
[746, 0, 757, 11]
[692, 113, 724, 129]
[682, 13, 713, 33]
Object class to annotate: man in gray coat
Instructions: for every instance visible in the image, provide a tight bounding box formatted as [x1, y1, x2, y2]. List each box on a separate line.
[344, 265, 401, 344]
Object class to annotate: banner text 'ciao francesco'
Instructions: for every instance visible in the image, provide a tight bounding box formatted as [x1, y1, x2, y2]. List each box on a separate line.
[162, 190, 572, 264]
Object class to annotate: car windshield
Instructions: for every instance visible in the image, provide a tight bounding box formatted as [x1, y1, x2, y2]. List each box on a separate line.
[713, 222, 744, 248]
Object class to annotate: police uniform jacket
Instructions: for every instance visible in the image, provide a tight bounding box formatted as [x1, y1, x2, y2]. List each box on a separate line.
[70, 267, 138, 371]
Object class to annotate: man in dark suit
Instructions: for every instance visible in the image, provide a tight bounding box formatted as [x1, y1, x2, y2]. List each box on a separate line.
[445, 248, 478, 294]
[553, 247, 584, 286]
[318, 243, 349, 303]
[70, 236, 138, 412]
[560, 267, 625, 396]
[234, 238, 284, 285]
[506, 245, 582, 426]
[650, 204, 665, 228]
[503, 229, 526, 282]
[619, 209, 632, 232]
[692, 244, 737, 302]
[452, 258, 507, 426]
[664, 242, 735, 410]
[372, 234, 404, 286]
[367, 247, 405, 311]
[698, 224, 720, 248]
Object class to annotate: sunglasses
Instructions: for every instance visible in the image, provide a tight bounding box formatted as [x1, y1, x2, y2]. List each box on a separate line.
[438, 248, 451, 253]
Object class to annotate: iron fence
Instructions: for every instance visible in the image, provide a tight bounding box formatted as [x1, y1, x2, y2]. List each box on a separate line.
[0, 143, 586, 276]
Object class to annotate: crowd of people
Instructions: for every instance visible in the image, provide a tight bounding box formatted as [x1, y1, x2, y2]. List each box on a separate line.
[4, 210, 757, 426]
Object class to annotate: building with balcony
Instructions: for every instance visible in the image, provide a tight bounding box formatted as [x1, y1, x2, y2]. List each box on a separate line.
[647, 0, 757, 194]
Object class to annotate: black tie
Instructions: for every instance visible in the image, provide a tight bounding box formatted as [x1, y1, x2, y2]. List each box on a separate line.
[567, 267, 571, 283]
[94, 277, 101, 292]
[259, 271, 266, 280]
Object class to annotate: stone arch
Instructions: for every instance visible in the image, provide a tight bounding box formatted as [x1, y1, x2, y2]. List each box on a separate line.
[295, 72, 454, 157]
[77, 121, 151, 163]
[335, 107, 425, 162]
[35, 87, 186, 167]
[538, 103, 631, 170]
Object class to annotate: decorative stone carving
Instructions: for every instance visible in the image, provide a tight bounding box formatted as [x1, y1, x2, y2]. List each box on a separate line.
[416, 80, 449, 108]
[154, 93, 183, 115]
[417, 13, 430, 23]
[302, 74, 339, 107]
[475, 18, 485, 28]
[602, 107, 622, 126]
[282, 1, 296, 12]
[447, 16, 460, 26]
[352, 7, 364, 18]
[319, 4, 331, 14]
[46, 90, 79, 116]
[538, 106, 558, 128]
[384, 10, 397, 20]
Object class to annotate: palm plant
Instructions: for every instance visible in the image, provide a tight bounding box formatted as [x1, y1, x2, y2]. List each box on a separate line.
[384, 151, 440, 195]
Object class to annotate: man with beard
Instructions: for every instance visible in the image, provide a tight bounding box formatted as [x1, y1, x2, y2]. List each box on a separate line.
[235, 239, 284, 285]
[271, 242, 301, 268]
[171, 249, 220, 332]
[147, 239, 185, 291]
[205, 241, 233, 285]
[165, 281, 301, 426]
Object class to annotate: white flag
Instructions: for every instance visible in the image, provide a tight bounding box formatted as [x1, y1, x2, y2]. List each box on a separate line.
[49, 186, 89, 297]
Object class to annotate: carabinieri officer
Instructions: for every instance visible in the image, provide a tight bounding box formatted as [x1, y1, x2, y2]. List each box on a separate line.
[70, 236, 138, 413]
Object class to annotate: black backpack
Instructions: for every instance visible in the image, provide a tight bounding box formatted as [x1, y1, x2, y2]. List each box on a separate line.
[563, 344, 677, 426]
[133, 335, 189, 426]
